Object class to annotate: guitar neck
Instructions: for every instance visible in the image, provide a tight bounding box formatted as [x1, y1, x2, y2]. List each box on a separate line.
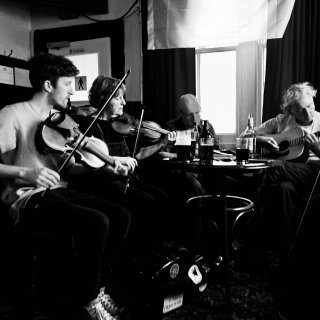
[297, 130, 320, 146]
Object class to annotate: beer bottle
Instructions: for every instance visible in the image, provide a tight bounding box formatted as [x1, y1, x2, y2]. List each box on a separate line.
[241, 114, 256, 158]
[199, 120, 214, 162]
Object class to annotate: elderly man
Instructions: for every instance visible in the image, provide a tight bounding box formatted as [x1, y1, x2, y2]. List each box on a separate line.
[142, 94, 220, 254]
[165, 93, 219, 147]
[256, 82, 320, 252]
[255, 81, 320, 320]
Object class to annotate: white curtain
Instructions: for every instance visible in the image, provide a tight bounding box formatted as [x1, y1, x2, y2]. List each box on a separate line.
[148, 0, 295, 50]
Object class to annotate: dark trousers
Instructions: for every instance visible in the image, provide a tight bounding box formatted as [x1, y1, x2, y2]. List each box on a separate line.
[257, 160, 320, 253]
[15, 187, 131, 308]
[68, 170, 171, 258]
[280, 194, 320, 319]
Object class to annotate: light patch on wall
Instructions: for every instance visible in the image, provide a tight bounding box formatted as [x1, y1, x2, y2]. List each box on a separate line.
[67, 52, 99, 103]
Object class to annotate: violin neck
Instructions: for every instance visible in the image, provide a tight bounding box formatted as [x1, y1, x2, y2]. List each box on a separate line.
[143, 123, 169, 135]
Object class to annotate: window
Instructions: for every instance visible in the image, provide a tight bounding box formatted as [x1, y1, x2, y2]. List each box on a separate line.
[196, 41, 266, 149]
[196, 47, 236, 135]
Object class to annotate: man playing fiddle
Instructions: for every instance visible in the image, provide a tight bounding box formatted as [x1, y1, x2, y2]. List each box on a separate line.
[0, 53, 131, 320]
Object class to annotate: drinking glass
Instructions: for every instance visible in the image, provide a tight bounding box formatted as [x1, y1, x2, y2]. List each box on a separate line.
[176, 144, 191, 161]
[236, 138, 249, 164]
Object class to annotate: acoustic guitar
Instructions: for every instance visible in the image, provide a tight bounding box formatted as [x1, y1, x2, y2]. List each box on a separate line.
[260, 126, 319, 162]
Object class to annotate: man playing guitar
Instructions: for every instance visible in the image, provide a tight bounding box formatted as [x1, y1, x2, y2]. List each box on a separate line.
[255, 82, 320, 162]
[255, 82, 320, 320]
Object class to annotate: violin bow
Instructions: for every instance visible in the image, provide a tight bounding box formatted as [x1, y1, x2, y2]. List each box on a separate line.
[35, 69, 131, 209]
[123, 107, 145, 195]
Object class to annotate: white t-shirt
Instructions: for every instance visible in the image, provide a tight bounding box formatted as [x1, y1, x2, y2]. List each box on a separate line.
[0, 101, 67, 222]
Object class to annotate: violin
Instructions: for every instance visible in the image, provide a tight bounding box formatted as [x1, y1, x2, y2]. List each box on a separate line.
[111, 114, 169, 142]
[36, 109, 115, 169]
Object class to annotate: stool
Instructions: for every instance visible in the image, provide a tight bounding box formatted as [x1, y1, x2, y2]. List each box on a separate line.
[186, 194, 255, 257]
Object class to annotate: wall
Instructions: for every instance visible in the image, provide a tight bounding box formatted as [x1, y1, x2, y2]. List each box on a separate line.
[0, 1, 31, 60]
[0, 0, 142, 102]
[30, 0, 142, 102]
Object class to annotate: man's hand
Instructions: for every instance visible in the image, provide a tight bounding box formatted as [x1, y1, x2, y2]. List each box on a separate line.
[256, 136, 279, 150]
[304, 132, 320, 157]
[22, 166, 60, 188]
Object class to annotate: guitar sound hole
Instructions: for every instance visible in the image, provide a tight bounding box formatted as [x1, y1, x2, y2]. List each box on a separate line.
[278, 141, 289, 152]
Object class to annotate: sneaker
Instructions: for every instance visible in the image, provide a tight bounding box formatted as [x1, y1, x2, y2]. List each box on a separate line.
[278, 311, 289, 320]
[98, 287, 123, 318]
[85, 298, 117, 320]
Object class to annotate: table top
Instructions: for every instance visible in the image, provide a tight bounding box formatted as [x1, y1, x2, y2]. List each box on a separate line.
[160, 155, 282, 174]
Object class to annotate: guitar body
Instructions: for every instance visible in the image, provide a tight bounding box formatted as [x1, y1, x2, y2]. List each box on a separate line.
[260, 127, 309, 162]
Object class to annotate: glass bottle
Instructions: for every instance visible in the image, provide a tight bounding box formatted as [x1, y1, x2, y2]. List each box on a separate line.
[241, 114, 256, 158]
[199, 120, 214, 162]
[191, 123, 200, 160]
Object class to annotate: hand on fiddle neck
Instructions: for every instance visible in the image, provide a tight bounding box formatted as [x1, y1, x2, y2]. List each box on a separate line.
[162, 131, 176, 146]
[135, 131, 177, 161]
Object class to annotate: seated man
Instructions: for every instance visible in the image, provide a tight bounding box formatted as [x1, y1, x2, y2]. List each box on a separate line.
[163, 93, 220, 196]
[140, 93, 221, 254]
[254, 82, 320, 319]
[255, 81, 320, 161]
[255, 82, 320, 254]
[0, 53, 131, 320]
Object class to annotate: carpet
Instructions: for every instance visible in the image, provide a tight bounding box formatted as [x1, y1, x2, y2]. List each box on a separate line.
[114, 246, 282, 320]
[0, 246, 282, 320]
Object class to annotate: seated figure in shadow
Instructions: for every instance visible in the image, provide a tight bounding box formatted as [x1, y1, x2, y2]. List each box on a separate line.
[138, 93, 222, 257]
[69, 75, 181, 264]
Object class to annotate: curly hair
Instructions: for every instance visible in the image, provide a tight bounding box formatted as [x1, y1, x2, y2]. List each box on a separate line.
[88, 75, 126, 110]
[29, 52, 79, 92]
[281, 82, 317, 113]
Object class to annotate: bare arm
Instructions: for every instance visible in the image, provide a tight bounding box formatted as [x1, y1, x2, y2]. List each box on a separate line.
[0, 163, 60, 188]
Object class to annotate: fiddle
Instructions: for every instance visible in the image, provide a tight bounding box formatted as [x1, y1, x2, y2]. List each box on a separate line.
[36, 109, 116, 169]
[111, 115, 169, 142]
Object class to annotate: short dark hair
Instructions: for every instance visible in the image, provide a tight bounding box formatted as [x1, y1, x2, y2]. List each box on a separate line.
[29, 52, 79, 92]
[89, 75, 126, 110]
